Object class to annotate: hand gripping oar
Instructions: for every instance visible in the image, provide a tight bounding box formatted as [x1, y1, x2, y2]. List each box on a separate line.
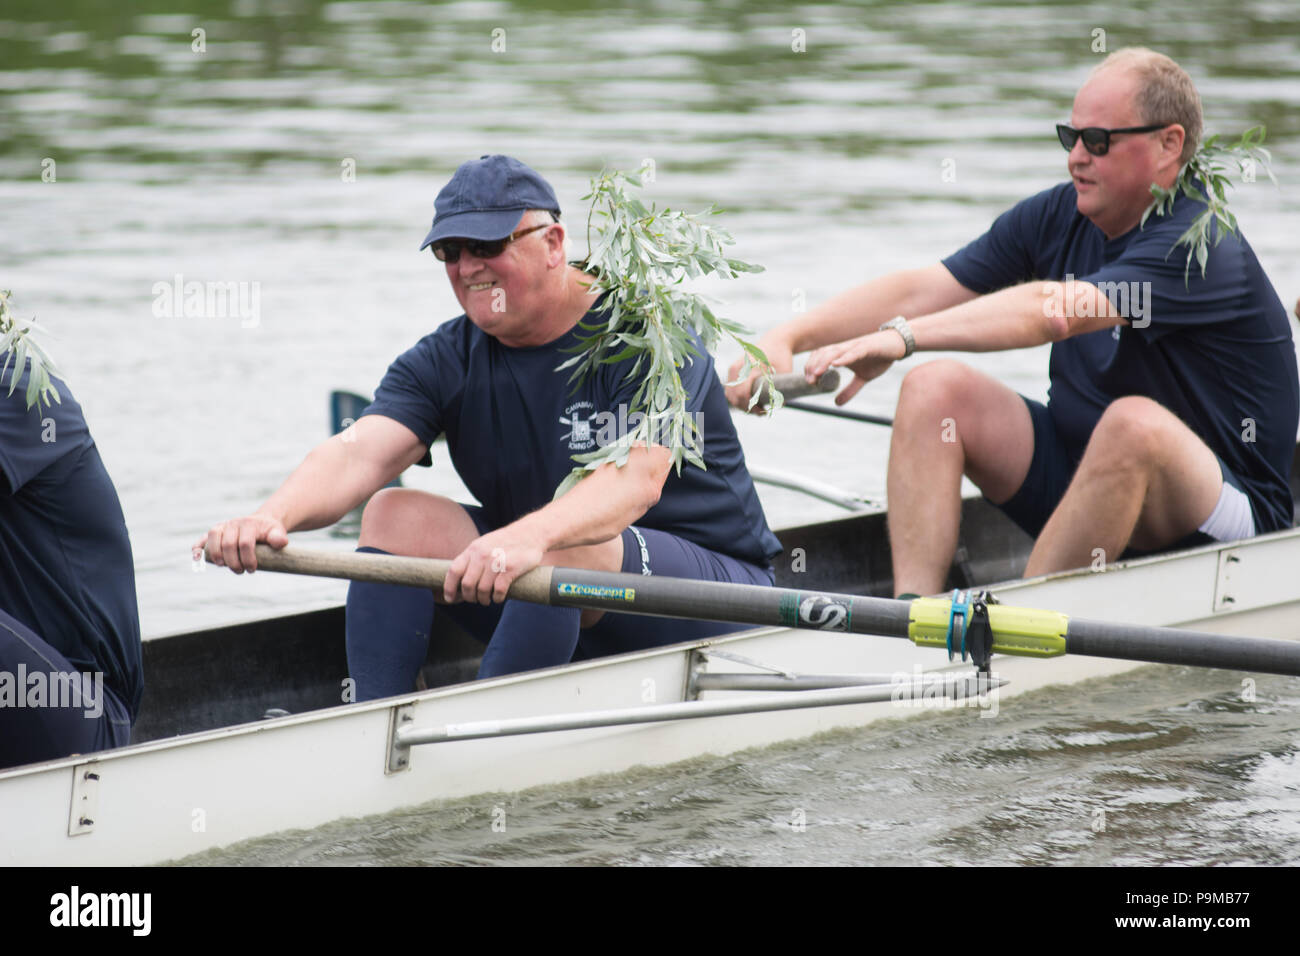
[737, 370, 895, 425]
[235, 545, 1300, 677]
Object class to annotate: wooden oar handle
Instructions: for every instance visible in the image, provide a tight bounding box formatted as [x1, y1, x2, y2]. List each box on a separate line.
[243, 544, 555, 604]
[753, 369, 840, 406]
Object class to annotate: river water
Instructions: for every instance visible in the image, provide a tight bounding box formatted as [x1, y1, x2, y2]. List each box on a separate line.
[2, 0, 1299, 865]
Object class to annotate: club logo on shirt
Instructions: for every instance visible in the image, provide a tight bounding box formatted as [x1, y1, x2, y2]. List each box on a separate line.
[559, 402, 706, 455]
[560, 400, 597, 450]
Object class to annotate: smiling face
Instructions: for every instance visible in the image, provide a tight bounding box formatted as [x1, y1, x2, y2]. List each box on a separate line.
[444, 211, 566, 346]
[1067, 66, 1183, 238]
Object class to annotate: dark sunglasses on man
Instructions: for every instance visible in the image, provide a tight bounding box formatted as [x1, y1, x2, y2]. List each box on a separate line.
[1056, 123, 1168, 157]
[430, 215, 558, 263]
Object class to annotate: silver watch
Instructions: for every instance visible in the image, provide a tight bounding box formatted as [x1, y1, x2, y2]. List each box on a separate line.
[879, 315, 915, 358]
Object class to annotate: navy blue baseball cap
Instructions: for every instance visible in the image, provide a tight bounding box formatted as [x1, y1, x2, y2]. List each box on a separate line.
[419, 155, 561, 250]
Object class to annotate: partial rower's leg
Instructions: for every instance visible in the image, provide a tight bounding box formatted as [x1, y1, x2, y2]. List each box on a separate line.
[476, 536, 625, 679]
[1024, 396, 1222, 576]
[887, 360, 1035, 596]
[347, 489, 481, 700]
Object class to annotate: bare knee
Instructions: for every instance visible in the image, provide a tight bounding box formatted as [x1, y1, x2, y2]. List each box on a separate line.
[896, 359, 974, 422]
[359, 489, 473, 556]
[1086, 397, 1166, 466]
[894, 361, 1032, 498]
[358, 488, 413, 546]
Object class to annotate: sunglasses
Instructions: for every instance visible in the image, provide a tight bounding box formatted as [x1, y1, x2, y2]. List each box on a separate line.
[1056, 123, 1167, 157]
[429, 222, 552, 263]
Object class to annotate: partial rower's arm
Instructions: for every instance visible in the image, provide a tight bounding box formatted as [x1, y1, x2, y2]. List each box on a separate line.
[201, 414, 427, 572]
[444, 445, 673, 604]
[726, 264, 976, 409]
[260, 416, 426, 533]
[780, 264, 979, 354]
[804, 279, 1124, 405]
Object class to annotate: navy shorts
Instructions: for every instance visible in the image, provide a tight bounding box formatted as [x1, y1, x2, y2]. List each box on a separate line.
[0, 608, 132, 770]
[994, 396, 1250, 552]
[441, 506, 775, 657]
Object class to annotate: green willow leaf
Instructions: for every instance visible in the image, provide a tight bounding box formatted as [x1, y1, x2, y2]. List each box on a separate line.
[0, 290, 62, 411]
[1145, 126, 1276, 287]
[555, 170, 768, 496]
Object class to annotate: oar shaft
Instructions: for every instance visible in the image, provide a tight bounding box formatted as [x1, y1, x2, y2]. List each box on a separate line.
[241, 546, 1300, 676]
[783, 399, 894, 427]
[547, 565, 910, 636]
[1065, 618, 1300, 678]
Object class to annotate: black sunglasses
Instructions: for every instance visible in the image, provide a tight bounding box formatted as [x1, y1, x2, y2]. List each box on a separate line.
[430, 222, 552, 263]
[1056, 123, 1167, 157]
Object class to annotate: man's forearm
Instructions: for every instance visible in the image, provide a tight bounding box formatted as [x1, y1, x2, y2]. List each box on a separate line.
[509, 447, 671, 555]
[770, 265, 975, 355]
[911, 280, 1119, 353]
[773, 269, 937, 354]
[257, 434, 390, 532]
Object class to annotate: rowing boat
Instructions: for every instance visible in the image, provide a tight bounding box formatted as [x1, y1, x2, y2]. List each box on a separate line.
[3, 436, 1299, 865]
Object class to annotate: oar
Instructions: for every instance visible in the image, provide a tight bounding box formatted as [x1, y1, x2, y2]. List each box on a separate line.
[783, 400, 893, 427]
[236, 545, 1300, 678]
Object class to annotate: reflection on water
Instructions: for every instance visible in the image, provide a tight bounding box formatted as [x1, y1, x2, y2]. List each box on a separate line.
[3, 0, 1300, 863]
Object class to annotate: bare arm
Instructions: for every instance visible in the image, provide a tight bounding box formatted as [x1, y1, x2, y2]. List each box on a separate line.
[805, 279, 1123, 404]
[445, 444, 673, 604]
[780, 264, 981, 354]
[199, 414, 428, 572]
[726, 264, 977, 408]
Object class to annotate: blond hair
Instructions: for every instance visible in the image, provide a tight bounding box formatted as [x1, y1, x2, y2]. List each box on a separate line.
[1094, 47, 1202, 164]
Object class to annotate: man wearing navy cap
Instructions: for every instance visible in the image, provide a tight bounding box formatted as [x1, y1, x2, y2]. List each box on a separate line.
[202, 155, 781, 696]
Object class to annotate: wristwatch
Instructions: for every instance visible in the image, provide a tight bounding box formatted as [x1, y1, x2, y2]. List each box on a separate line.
[879, 315, 915, 358]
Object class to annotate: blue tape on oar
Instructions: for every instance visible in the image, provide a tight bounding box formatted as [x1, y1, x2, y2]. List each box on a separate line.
[947, 589, 969, 661]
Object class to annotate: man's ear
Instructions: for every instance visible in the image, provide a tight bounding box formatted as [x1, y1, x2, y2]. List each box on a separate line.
[545, 222, 567, 267]
[1160, 124, 1187, 169]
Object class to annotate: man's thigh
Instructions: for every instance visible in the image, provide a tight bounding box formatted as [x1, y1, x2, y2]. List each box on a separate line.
[897, 359, 1036, 503]
[1085, 397, 1230, 550]
[574, 527, 774, 659]
[0, 609, 131, 770]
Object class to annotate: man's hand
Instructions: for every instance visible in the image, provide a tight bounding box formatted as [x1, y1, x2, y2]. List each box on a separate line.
[196, 514, 289, 573]
[805, 330, 907, 406]
[725, 334, 794, 412]
[444, 525, 546, 606]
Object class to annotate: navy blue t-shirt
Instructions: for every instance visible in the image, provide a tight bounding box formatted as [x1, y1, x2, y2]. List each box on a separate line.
[943, 181, 1298, 532]
[0, 369, 143, 718]
[362, 302, 783, 567]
